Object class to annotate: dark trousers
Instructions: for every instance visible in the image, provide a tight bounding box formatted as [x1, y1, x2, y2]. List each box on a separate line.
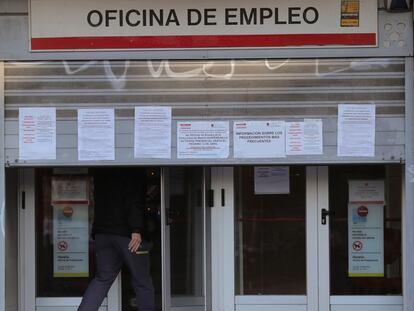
[78, 234, 155, 311]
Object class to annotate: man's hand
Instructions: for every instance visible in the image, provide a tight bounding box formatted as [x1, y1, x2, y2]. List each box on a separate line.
[128, 233, 142, 253]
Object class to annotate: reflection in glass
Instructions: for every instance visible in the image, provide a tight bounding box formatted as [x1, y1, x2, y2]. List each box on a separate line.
[235, 166, 306, 295]
[329, 165, 402, 295]
[169, 167, 205, 299]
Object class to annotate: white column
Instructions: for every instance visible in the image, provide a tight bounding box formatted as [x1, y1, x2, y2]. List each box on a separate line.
[0, 61, 5, 311]
[18, 169, 36, 311]
[403, 57, 414, 311]
[211, 167, 234, 311]
[306, 167, 319, 311]
[317, 166, 330, 311]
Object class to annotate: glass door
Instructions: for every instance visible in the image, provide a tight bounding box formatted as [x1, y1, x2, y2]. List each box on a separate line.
[19, 168, 118, 311]
[163, 167, 210, 311]
[20, 167, 163, 311]
[233, 166, 310, 311]
[318, 165, 403, 311]
[216, 165, 404, 311]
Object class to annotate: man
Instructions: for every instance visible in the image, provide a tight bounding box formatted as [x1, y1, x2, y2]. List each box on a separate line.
[78, 168, 155, 311]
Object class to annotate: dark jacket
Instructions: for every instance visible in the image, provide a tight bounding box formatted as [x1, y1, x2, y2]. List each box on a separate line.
[92, 168, 145, 237]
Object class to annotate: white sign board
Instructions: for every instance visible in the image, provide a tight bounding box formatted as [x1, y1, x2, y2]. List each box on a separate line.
[337, 104, 376, 157]
[53, 204, 89, 277]
[177, 121, 229, 158]
[134, 106, 172, 159]
[349, 180, 385, 203]
[348, 203, 384, 277]
[254, 166, 290, 194]
[78, 109, 115, 161]
[234, 121, 286, 158]
[19, 107, 56, 160]
[286, 119, 323, 155]
[51, 178, 89, 204]
[348, 179, 385, 277]
[30, 0, 378, 50]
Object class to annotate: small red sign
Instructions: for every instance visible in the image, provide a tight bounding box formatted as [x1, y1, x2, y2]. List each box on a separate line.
[57, 241, 68, 251]
[352, 240, 363, 251]
[357, 205, 369, 217]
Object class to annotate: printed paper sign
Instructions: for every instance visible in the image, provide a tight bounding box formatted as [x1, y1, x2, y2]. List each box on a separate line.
[53, 204, 89, 277]
[234, 121, 285, 158]
[51, 177, 89, 204]
[348, 179, 385, 277]
[78, 109, 115, 161]
[349, 180, 385, 203]
[177, 121, 229, 158]
[348, 203, 384, 277]
[19, 107, 56, 160]
[286, 119, 323, 155]
[337, 104, 376, 157]
[254, 166, 290, 194]
[30, 0, 378, 50]
[134, 106, 172, 159]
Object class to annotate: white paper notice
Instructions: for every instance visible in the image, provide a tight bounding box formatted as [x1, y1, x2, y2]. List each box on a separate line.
[134, 107, 172, 159]
[19, 107, 56, 160]
[348, 203, 384, 277]
[286, 119, 323, 155]
[254, 167, 290, 194]
[177, 121, 229, 159]
[78, 109, 115, 161]
[51, 178, 89, 204]
[349, 180, 385, 203]
[234, 121, 285, 158]
[53, 204, 89, 277]
[338, 104, 376, 157]
[348, 180, 385, 277]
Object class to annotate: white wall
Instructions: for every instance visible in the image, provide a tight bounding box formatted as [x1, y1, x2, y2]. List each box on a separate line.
[5, 169, 18, 311]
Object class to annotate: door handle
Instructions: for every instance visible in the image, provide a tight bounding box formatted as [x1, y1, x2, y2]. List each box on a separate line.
[321, 208, 335, 225]
[208, 189, 214, 208]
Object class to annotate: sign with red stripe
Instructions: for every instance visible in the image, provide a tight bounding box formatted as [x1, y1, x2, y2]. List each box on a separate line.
[30, 0, 378, 51]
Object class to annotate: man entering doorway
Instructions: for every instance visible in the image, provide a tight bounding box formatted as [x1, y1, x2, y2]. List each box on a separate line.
[78, 168, 155, 311]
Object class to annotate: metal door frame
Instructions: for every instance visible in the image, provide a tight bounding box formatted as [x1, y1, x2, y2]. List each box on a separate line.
[161, 167, 212, 311]
[317, 166, 404, 311]
[232, 166, 318, 311]
[18, 168, 116, 311]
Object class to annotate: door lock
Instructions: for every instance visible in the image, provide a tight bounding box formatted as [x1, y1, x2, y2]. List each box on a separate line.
[321, 208, 335, 225]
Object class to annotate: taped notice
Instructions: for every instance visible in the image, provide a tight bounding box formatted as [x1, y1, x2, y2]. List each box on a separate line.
[348, 203, 384, 277]
[234, 121, 285, 158]
[177, 121, 229, 159]
[286, 119, 323, 155]
[254, 166, 290, 194]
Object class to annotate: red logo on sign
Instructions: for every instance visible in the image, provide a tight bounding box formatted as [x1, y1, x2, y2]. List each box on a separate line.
[352, 241, 363, 251]
[57, 241, 68, 251]
[357, 206, 369, 217]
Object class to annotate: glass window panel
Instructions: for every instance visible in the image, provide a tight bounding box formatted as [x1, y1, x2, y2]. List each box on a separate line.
[36, 167, 162, 307]
[169, 167, 205, 298]
[36, 169, 95, 297]
[329, 165, 402, 295]
[235, 166, 306, 295]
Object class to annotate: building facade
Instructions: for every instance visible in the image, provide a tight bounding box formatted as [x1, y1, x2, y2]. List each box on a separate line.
[1, 1, 414, 311]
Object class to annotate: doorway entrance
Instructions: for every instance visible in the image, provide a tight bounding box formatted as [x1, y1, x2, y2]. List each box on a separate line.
[232, 165, 402, 311]
[17, 165, 403, 311]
